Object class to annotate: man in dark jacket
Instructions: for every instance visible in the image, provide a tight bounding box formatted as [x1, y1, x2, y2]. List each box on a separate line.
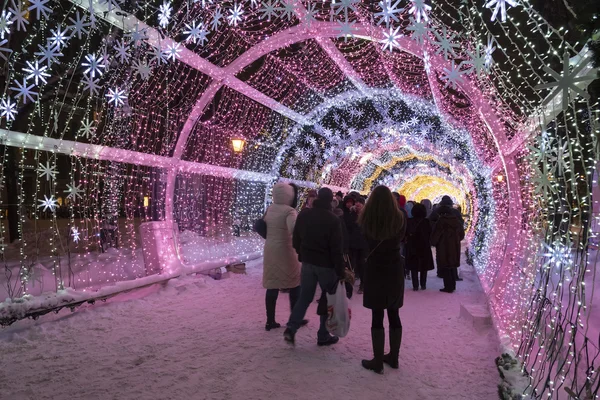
[429, 195, 465, 280]
[430, 196, 465, 293]
[284, 187, 345, 346]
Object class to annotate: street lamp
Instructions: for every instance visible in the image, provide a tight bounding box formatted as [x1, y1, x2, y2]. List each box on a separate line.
[231, 138, 246, 153]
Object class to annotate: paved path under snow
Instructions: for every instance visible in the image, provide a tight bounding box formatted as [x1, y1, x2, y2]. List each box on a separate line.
[0, 259, 500, 400]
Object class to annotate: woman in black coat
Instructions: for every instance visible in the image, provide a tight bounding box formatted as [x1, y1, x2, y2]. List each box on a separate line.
[358, 185, 406, 374]
[405, 203, 435, 291]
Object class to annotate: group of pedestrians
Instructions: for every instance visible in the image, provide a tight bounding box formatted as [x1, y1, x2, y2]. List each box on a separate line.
[259, 182, 465, 374]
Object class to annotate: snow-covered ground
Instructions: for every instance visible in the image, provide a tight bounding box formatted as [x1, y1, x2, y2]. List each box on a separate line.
[0, 256, 501, 400]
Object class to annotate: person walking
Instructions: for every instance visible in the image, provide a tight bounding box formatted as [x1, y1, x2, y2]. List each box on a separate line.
[420, 198, 433, 218]
[405, 203, 434, 291]
[262, 183, 302, 331]
[284, 188, 345, 346]
[430, 196, 465, 293]
[358, 185, 406, 374]
[344, 197, 367, 294]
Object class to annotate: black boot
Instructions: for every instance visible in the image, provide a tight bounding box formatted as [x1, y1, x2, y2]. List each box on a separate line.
[382, 327, 402, 369]
[362, 328, 385, 374]
[265, 291, 280, 331]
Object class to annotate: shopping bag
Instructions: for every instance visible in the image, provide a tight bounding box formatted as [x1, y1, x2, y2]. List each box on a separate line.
[326, 281, 351, 337]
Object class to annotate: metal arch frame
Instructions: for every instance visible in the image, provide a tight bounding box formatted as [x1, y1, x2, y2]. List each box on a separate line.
[64, 0, 525, 275]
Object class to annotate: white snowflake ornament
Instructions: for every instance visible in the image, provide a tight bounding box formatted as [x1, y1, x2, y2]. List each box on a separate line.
[375, 0, 403, 27]
[106, 88, 127, 106]
[485, 0, 519, 23]
[381, 26, 402, 52]
[65, 183, 85, 200]
[0, 97, 17, 121]
[82, 54, 106, 78]
[37, 162, 57, 181]
[10, 79, 37, 103]
[227, 2, 244, 27]
[23, 60, 50, 86]
[0, 10, 13, 39]
[408, 0, 431, 24]
[38, 195, 58, 212]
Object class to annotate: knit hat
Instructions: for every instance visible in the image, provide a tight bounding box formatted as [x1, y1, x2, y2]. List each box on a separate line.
[336, 191, 343, 198]
[441, 195, 453, 206]
[317, 187, 334, 203]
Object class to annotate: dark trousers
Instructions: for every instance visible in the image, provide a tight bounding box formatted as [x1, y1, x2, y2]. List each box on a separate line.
[442, 268, 457, 291]
[411, 269, 427, 289]
[265, 286, 300, 323]
[371, 308, 402, 329]
[349, 247, 366, 282]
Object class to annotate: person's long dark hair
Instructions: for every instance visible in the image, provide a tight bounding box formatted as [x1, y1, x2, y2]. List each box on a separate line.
[358, 185, 405, 240]
[289, 183, 299, 209]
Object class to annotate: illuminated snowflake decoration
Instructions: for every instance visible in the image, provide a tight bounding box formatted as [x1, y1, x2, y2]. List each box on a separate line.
[158, 1, 172, 28]
[259, 0, 279, 21]
[164, 42, 182, 61]
[78, 118, 96, 139]
[380, 26, 402, 52]
[35, 43, 63, 66]
[441, 62, 466, 89]
[227, 2, 244, 27]
[375, 0, 403, 27]
[303, 2, 317, 27]
[82, 54, 106, 78]
[485, 0, 519, 23]
[184, 21, 209, 45]
[212, 7, 224, 30]
[106, 88, 127, 107]
[333, 0, 359, 22]
[0, 38, 11, 61]
[48, 27, 70, 49]
[133, 59, 152, 80]
[279, 0, 296, 21]
[0, 97, 17, 121]
[535, 52, 598, 111]
[408, 0, 431, 23]
[406, 17, 429, 45]
[37, 161, 57, 181]
[114, 39, 130, 63]
[485, 35, 496, 70]
[28, 0, 51, 20]
[23, 60, 50, 86]
[82, 75, 100, 96]
[71, 227, 81, 243]
[10, 78, 37, 103]
[540, 241, 572, 270]
[68, 11, 90, 39]
[8, 1, 28, 32]
[38, 195, 58, 212]
[0, 10, 13, 39]
[336, 21, 357, 42]
[126, 24, 148, 47]
[431, 26, 459, 60]
[65, 183, 84, 200]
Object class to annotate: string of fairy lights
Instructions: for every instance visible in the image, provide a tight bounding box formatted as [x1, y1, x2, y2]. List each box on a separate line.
[0, 1, 598, 397]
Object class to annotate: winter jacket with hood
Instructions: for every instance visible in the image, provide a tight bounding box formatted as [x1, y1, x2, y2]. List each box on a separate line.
[292, 198, 345, 278]
[262, 183, 301, 289]
[430, 209, 465, 269]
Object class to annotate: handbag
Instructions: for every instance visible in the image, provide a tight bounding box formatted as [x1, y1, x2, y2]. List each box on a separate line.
[252, 212, 267, 239]
[343, 254, 355, 285]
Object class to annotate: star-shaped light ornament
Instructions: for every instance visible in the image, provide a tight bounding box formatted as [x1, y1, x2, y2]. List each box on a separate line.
[0, 97, 17, 121]
[28, 0, 52, 20]
[227, 2, 244, 26]
[212, 7, 224, 30]
[259, 0, 279, 21]
[35, 43, 63, 66]
[463, 44, 489, 78]
[303, 2, 317, 27]
[158, 1, 172, 28]
[106, 88, 127, 106]
[126, 24, 148, 47]
[164, 42, 181, 61]
[82, 75, 100, 96]
[37, 161, 57, 181]
[68, 12, 90, 39]
[431, 26, 460, 60]
[0, 38, 12, 61]
[406, 17, 429, 45]
[485, 0, 519, 23]
[23, 60, 50, 86]
[133, 59, 152, 80]
[194, 0, 213, 7]
[184, 21, 209, 45]
[485, 35, 496, 70]
[333, 0, 359, 22]
[49, 27, 70, 49]
[10, 78, 37, 103]
[8, 0, 29, 32]
[441, 61, 466, 89]
[65, 183, 85, 200]
[336, 21, 357, 42]
[535, 51, 598, 111]
[78, 118, 96, 139]
[38, 195, 58, 212]
[381, 26, 402, 52]
[0, 10, 13, 39]
[113, 39, 130, 63]
[375, 0, 403, 27]
[279, 0, 296, 21]
[82, 54, 106, 78]
[71, 227, 81, 243]
[408, 0, 431, 23]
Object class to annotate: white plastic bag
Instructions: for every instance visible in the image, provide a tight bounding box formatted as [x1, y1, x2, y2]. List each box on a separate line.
[326, 281, 351, 337]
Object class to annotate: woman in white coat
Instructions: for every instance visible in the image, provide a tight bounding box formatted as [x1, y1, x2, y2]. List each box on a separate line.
[263, 182, 303, 331]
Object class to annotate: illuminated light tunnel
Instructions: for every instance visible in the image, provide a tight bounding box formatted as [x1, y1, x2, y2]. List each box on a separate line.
[0, 0, 598, 398]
